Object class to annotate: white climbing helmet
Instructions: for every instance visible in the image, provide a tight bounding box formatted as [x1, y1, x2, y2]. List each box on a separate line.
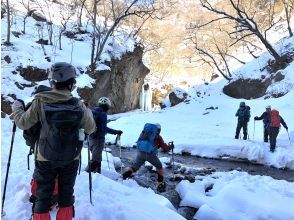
[98, 97, 112, 107]
[155, 123, 161, 130]
[266, 105, 271, 109]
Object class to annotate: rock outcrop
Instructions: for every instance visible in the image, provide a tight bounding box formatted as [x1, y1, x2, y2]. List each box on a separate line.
[223, 71, 285, 99]
[78, 46, 150, 113]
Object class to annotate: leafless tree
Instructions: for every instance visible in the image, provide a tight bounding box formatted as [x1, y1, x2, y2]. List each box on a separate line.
[4, 0, 11, 45]
[58, 4, 74, 50]
[20, 0, 32, 34]
[87, 0, 160, 74]
[197, 0, 281, 61]
[282, 0, 294, 37]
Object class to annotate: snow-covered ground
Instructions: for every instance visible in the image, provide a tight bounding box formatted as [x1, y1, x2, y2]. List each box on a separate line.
[1, 117, 184, 219]
[176, 171, 294, 220]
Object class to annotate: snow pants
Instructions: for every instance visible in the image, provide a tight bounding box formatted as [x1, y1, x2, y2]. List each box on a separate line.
[268, 127, 279, 151]
[263, 125, 269, 142]
[89, 138, 105, 163]
[33, 160, 79, 213]
[235, 120, 248, 140]
[132, 151, 163, 171]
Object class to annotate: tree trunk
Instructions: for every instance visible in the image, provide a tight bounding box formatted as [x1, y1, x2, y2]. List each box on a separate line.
[6, 0, 11, 45]
[255, 31, 280, 60]
[59, 32, 62, 50]
[23, 16, 27, 34]
[90, 0, 97, 74]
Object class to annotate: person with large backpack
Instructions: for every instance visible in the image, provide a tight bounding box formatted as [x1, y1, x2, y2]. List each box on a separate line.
[264, 109, 288, 152]
[235, 102, 251, 140]
[122, 123, 173, 193]
[22, 85, 59, 214]
[87, 97, 123, 173]
[11, 62, 96, 220]
[254, 105, 272, 142]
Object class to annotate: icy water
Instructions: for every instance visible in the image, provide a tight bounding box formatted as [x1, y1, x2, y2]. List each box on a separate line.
[109, 146, 294, 220]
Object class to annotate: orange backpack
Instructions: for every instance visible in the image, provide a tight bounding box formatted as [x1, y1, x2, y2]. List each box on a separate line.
[270, 110, 280, 128]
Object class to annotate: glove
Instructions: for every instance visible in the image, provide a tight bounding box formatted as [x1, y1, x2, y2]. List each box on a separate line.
[254, 116, 258, 120]
[11, 100, 25, 112]
[117, 130, 123, 135]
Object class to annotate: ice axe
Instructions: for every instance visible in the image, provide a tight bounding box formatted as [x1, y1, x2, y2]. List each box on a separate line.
[2, 122, 17, 216]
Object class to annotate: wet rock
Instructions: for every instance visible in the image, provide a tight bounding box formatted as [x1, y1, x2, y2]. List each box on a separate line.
[205, 184, 214, 193]
[169, 174, 185, 181]
[36, 39, 49, 45]
[181, 151, 191, 156]
[177, 207, 197, 220]
[3, 55, 11, 64]
[185, 174, 196, 183]
[169, 88, 188, 107]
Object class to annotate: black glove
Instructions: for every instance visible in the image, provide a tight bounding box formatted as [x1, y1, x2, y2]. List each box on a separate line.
[117, 130, 123, 135]
[254, 116, 258, 120]
[168, 141, 174, 150]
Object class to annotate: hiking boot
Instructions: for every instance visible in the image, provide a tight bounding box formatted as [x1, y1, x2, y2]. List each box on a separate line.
[235, 136, 238, 139]
[157, 182, 166, 193]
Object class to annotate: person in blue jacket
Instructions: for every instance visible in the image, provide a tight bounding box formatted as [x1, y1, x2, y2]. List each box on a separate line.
[87, 97, 123, 173]
[235, 101, 251, 140]
[254, 105, 271, 142]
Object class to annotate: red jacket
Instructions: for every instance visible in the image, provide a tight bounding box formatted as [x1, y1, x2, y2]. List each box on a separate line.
[154, 135, 170, 152]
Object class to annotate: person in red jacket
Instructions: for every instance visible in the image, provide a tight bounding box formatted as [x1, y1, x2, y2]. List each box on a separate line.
[122, 123, 172, 193]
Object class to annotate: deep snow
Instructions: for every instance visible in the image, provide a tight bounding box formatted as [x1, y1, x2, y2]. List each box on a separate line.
[176, 171, 294, 220]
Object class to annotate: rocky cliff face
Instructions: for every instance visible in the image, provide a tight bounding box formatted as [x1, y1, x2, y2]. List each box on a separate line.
[78, 46, 150, 113]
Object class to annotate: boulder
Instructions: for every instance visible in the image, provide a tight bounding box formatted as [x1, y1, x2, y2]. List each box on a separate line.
[169, 87, 188, 106]
[223, 71, 285, 99]
[32, 12, 47, 22]
[78, 46, 150, 114]
[16, 66, 48, 82]
[1, 95, 12, 118]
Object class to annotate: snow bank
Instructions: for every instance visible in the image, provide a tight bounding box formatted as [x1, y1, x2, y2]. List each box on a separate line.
[1, 118, 183, 219]
[176, 171, 294, 220]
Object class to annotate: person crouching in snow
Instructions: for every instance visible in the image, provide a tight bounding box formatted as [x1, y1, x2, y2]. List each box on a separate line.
[235, 101, 250, 140]
[254, 105, 271, 142]
[264, 109, 288, 152]
[87, 97, 123, 173]
[122, 123, 173, 193]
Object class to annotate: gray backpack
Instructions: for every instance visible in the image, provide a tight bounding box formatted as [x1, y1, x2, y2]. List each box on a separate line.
[39, 98, 84, 162]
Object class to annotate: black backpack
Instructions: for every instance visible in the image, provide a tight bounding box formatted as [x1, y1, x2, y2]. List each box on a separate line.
[39, 98, 84, 162]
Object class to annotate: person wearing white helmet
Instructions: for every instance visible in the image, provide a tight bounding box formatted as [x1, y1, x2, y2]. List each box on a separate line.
[87, 97, 123, 173]
[254, 105, 271, 142]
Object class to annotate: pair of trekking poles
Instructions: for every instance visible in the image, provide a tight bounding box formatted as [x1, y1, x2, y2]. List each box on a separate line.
[87, 134, 122, 205]
[252, 120, 291, 144]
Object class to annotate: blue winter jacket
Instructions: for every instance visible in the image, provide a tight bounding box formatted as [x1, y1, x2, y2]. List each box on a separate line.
[89, 106, 119, 140]
[235, 106, 250, 122]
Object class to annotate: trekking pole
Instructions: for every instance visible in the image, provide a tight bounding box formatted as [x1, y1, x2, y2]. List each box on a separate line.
[116, 135, 123, 175]
[169, 141, 175, 181]
[104, 145, 110, 170]
[86, 136, 93, 205]
[253, 120, 255, 140]
[78, 154, 82, 175]
[286, 129, 291, 145]
[2, 123, 17, 216]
